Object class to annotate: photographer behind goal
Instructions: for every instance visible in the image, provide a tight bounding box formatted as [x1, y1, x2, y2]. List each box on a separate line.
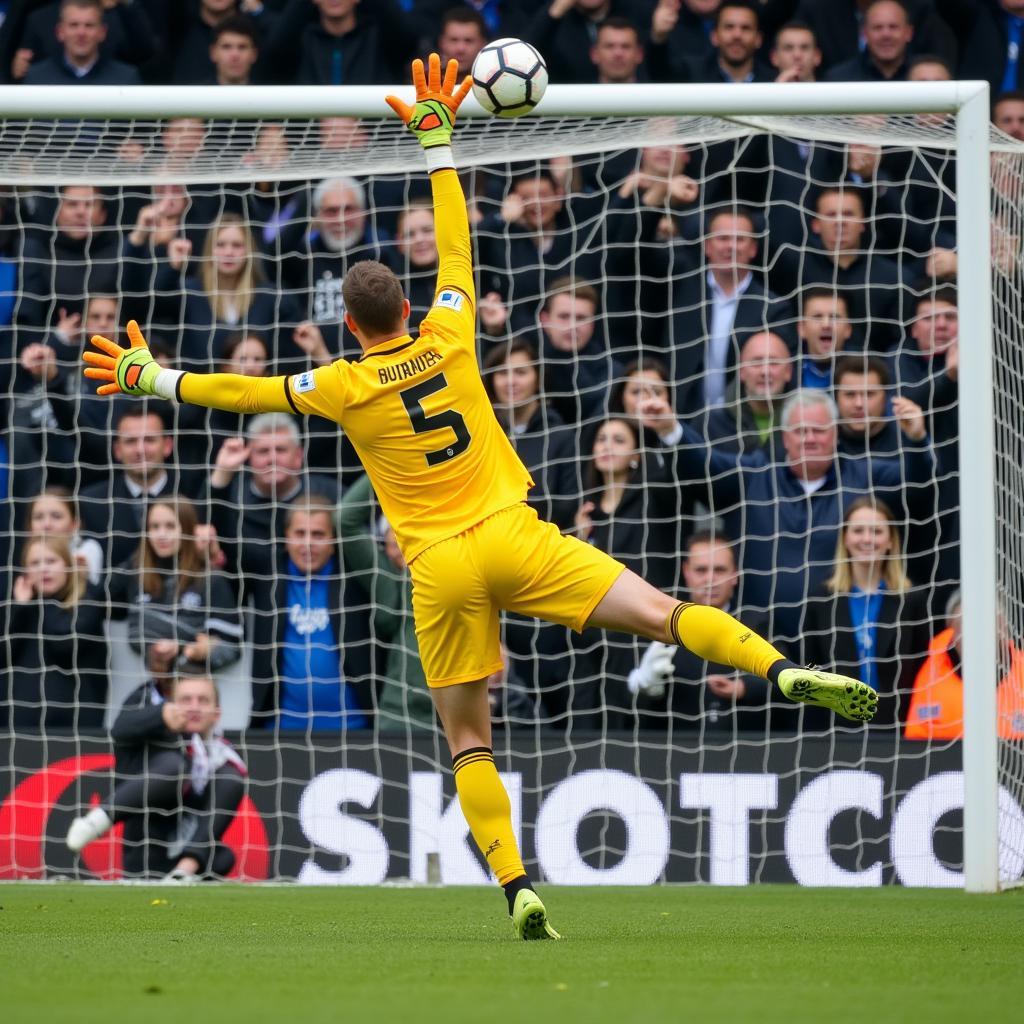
[66, 663, 246, 881]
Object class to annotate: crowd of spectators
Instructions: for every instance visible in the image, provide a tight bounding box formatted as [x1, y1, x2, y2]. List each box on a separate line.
[2, 0, 1024, 745]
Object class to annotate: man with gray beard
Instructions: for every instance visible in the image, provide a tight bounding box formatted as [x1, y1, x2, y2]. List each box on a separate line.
[280, 175, 382, 357]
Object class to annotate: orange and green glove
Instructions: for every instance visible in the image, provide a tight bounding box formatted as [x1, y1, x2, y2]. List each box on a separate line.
[385, 53, 472, 169]
[83, 319, 181, 400]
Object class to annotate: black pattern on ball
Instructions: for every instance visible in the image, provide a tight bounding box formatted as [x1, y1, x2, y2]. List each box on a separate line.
[471, 38, 549, 118]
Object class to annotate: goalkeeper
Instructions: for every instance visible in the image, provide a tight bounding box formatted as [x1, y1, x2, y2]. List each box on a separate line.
[84, 54, 877, 940]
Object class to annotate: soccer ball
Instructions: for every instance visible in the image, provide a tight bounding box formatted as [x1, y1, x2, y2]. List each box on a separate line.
[471, 38, 548, 118]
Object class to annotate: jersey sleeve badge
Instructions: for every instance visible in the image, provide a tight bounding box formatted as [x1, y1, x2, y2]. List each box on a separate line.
[434, 290, 464, 312]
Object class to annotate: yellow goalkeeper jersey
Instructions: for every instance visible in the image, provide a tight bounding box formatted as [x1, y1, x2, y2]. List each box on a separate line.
[281, 169, 534, 563]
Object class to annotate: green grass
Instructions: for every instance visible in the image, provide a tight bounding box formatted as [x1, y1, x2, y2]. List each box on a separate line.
[0, 885, 1020, 1024]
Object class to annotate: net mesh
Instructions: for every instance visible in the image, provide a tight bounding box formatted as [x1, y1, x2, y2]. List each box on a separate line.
[0, 104, 1022, 887]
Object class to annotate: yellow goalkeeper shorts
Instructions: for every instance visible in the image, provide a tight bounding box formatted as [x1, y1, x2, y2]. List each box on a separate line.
[409, 502, 625, 688]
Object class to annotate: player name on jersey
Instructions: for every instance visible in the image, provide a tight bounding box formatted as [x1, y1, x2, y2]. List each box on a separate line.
[377, 349, 444, 386]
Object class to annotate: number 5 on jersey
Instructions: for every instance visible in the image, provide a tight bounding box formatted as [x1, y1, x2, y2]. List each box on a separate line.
[400, 373, 472, 466]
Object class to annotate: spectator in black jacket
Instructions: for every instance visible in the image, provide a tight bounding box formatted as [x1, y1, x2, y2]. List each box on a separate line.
[799, 0, 952, 77]
[537, 277, 621, 426]
[22, 0, 141, 85]
[525, 0, 644, 84]
[118, 184, 214, 326]
[669, 207, 794, 417]
[569, 414, 689, 728]
[607, 356, 710, 463]
[604, 143, 702, 352]
[798, 496, 931, 731]
[66, 672, 247, 881]
[262, 0, 417, 85]
[824, 0, 914, 82]
[768, 186, 903, 353]
[79, 405, 183, 568]
[687, 0, 776, 83]
[4, 533, 107, 732]
[644, 0, 720, 82]
[482, 338, 579, 530]
[17, 184, 118, 344]
[897, 282, 959, 594]
[12, 293, 119, 496]
[834, 354, 903, 458]
[279, 175, 382, 361]
[203, 412, 339, 586]
[418, 0, 536, 39]
[109, 496, 243, 679]
[167, 0, 270, 84]
[626, 529, 787, 733]
[476, 166, 603, 334]
[7, 0, 160, 82]
[573, 415, 683, 593]
[176, 330, 271, 478]
[123, 210, 299, 371]
[704, 330, 793, 457]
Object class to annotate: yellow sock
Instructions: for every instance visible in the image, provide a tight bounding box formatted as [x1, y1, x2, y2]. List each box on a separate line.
[666, 602, 786, 681]
[452, 747, 526, 886]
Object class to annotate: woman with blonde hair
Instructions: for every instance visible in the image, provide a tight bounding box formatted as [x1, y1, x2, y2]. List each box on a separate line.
[122, 211, 300, 371]
[799, 497, 931, 730]
[4, 534, 108, 732]
[26, 486, 104, 585]
[109, 497, 242, 678]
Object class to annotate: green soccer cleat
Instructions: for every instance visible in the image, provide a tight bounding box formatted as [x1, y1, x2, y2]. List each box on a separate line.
[511, 888, 561, 941]
[777, 667, 878, 723]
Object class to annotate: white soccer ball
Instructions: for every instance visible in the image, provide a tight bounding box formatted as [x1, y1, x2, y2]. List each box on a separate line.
[471, 38, 548, 118]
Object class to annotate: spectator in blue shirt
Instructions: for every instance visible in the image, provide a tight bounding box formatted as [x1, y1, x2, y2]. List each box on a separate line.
[250, 493, 368, 731]
[798, 496, 931, 730]
[797, 289, 853, 391]
[938, 0, 1024, 96]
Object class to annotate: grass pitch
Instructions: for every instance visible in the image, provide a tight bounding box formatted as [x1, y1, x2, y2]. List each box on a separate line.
[0, 885, 1020, 1024]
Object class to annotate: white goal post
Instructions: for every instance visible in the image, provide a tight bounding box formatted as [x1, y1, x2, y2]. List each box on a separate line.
[0, 80, 1006, 891]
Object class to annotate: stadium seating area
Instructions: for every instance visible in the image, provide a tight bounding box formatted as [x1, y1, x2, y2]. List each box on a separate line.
[1, 0, 1022, 741]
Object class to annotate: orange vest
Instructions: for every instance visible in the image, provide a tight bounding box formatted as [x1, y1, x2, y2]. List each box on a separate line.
[904, 628, 1024, 740]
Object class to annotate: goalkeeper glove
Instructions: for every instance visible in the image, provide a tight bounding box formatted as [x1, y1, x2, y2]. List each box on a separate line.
[627, 641, 676, 699]
[385, 53, 472, 155]
[83, 319, 177, 399]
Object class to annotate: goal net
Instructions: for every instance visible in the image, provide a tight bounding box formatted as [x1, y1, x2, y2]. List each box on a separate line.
[0, 82, 1020, 890]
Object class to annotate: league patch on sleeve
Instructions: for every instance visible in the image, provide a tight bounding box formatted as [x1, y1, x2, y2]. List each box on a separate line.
[434, 290, 464, 312]
[293, 371, 316, 394]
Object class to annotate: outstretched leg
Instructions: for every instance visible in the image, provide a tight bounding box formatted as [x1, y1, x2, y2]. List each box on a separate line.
[431, 679, 559, 939]
[587, 569, 877, 723]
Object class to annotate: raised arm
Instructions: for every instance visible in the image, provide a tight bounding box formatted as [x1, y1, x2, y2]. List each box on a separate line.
[385, 54, 474, 306]
[83, 319, 296, 413]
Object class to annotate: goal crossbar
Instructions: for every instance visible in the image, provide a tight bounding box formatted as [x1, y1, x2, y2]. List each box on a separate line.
[0, 80, 987, 119]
